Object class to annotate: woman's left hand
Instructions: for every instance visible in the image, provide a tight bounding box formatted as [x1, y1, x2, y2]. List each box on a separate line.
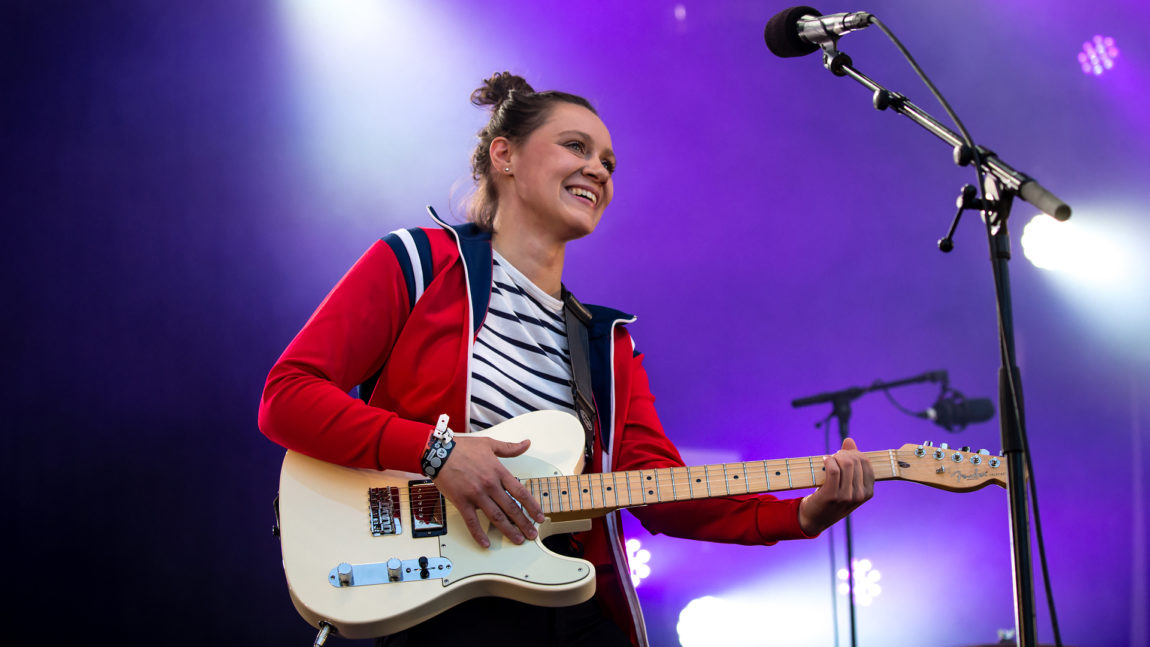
[798, 437, 875, 536]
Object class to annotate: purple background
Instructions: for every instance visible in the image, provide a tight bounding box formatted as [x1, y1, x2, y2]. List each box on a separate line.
[8, 1, 1148, 645]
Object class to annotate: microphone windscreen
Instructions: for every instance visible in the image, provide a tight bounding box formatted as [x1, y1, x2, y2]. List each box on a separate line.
[964, 398, 996, 424]
[765, 5, 822, 58]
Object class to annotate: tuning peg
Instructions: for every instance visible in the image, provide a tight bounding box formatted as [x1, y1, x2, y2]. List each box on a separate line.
[923, 441, 934, 447]
[939, 442, 949, 450]
[961, 446, 971, 452]
[978, 449, 989, 456]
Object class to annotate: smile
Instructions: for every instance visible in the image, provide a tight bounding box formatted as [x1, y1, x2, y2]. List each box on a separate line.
[565, 186, 598, 206]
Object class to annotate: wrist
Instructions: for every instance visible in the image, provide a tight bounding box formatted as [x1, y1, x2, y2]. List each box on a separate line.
[798, 494, 822, 537]
[420, 414, 456, 478]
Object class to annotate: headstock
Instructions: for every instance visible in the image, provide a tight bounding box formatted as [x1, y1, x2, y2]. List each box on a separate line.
[893, 442, 1008, 492]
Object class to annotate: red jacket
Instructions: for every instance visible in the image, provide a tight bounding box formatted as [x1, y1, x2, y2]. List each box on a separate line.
[259, 210, 815, 645]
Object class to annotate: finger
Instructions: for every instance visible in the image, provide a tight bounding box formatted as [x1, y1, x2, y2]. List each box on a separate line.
[492, 439, 531, 458]
[834, 453, 854, 499]
[459, 506, 491, 548]
[852, 453, 865, 501]
[821, 455, 839, 492]
[498, 489, 538, 540]
[861, 451, 876, 498]
[503, 472, 546, 524]
[476, 494, 525, 545]
[841, 437, 858, 452]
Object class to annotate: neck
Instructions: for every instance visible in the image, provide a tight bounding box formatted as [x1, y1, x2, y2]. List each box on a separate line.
[491, 218, 566, 299]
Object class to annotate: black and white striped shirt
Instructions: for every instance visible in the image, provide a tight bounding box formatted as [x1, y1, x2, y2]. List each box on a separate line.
[469, 251, 576, 431]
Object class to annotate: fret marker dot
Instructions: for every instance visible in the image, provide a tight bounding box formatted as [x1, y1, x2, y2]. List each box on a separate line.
[606, 486, 612, 491]
[647, 490, 654, 495]
[646, 475, 652, 481]
[695, 478, 702, 483]
[561, 491, 567, 495]
[775, 471, 781, 476]
[582, 489, 588, 493]
[733, 475, 739, 479]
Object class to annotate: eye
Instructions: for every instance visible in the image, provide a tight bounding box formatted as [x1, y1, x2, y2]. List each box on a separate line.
[602, 159, 616, 175]
[564, 140, 586, 154]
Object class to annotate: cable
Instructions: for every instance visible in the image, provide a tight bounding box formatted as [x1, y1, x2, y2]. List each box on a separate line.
[877, 380, 931, 418]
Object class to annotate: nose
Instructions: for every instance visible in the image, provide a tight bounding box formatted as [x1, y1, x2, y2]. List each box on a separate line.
[584, 160, 610, 183]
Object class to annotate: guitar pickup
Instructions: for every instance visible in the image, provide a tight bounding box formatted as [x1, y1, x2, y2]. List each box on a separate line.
[369, 486, 402, 536]
[409, 479, 447, 538]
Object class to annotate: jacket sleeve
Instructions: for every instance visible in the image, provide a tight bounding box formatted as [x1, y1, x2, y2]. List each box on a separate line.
[257, 240, 433, 474]
[613, 337, 817, 545]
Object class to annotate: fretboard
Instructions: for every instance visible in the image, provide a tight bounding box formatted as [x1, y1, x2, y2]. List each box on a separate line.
[524, 450, 901, 519]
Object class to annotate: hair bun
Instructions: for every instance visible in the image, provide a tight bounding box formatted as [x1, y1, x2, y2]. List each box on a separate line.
[470, 71, 535, 109]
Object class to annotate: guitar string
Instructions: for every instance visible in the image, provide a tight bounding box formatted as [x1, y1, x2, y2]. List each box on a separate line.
[378, 450, 998, 513]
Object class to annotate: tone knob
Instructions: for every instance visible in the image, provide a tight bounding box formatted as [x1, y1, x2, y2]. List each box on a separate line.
[337, 562, 353, 587]
[387, 557, 403, 582]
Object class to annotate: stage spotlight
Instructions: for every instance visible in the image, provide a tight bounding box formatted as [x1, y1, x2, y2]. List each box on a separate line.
[625, 538, 652, 587]
[1020, 214, 1130, 283]
[836, 558, 883, 606]
[1078, 35, 1119, 76]
[677, 597, 755, 647]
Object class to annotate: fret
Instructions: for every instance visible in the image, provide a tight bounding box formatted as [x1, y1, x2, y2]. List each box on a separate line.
[576, 474, 585, 511]
[762, 460, 771, 492]
[687, 466, 696, 498]
[785, 458, 793, 488]
[654, 468, 663, 503]
[669, 466, 678, 500]
[583, 474, 594, 510]
[554, 475, 564, 513]
[703, 465, 712, 497]
[563, 475, 575, 511]
[808, 457, 816, 488]
[539, 478, 553, 514]
[741, 462, 750, 494]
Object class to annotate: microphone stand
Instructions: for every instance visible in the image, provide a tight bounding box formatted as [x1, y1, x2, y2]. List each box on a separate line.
[806, 40, 1072, 647]
[792, 370, 949, 647]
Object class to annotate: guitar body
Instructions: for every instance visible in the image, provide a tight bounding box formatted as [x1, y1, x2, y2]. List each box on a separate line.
[277, 411, 597, 639]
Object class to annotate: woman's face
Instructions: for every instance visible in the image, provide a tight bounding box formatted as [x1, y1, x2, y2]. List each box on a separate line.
[502, 102, 616, 241]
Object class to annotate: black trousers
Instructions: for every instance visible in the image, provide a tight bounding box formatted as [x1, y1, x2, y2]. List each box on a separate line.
[374, 596, 634, 647]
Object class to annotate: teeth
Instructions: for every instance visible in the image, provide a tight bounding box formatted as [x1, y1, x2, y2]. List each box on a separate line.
[566, 187, 597, 205]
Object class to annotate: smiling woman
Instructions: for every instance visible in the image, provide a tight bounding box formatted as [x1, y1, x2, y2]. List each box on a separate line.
[257, 71, 874, 647]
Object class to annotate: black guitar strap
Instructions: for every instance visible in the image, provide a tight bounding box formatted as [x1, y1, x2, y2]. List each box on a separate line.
[562, 286, 597, 464]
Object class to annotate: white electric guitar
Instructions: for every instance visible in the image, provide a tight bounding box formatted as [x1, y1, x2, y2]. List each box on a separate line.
[276, 410, 1006, 639]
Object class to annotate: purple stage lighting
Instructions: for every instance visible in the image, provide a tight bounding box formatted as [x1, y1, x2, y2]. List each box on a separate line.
[1078, 35, 1119, 75]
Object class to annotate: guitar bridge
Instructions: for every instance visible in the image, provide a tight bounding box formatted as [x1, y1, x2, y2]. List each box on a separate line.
[409, 479, 447, 538]
[369, 486, 402, 536]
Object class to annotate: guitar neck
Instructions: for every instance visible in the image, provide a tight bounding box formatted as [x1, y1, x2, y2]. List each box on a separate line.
[524, 450, 901, 520]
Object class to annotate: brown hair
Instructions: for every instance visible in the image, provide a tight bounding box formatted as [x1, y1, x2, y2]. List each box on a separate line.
[468, 72, 597, 231]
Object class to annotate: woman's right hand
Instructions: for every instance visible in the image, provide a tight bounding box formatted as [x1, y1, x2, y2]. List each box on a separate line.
[431, 436, 546, 548]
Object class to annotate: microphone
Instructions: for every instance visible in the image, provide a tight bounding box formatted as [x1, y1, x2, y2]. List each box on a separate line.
[921, 392, 995, 432]
[764, 6, 874, 58]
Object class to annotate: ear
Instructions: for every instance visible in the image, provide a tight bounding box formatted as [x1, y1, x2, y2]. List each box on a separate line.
[489, 136, 513, 173]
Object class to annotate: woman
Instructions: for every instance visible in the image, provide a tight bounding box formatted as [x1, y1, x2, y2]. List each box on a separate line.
[259, 72, 874, 647]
